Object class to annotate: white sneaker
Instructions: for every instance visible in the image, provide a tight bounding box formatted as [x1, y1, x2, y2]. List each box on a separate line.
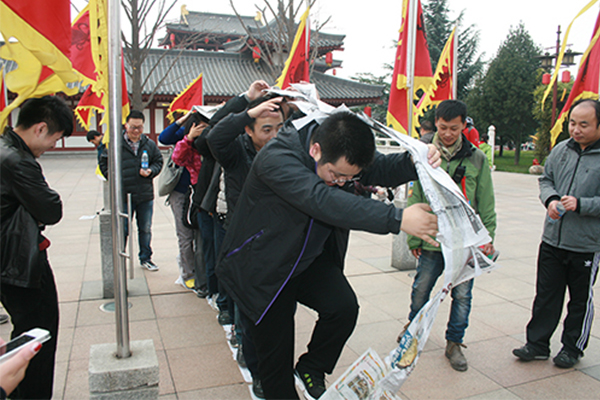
[141, 260, 159, 271]
[207, 293, 219, 312]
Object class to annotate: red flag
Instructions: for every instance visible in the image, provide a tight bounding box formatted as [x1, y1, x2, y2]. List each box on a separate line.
[275, 7, 310, 89]
[70, 6, 96, 84]
[417, 28, 456, 117]
[167, 73, 203, 122]
[0, 67, 6, 112]
[0, 0, 78, 129]
[550, 10, 600, 146]
[387, 0, 433, 136]
[75, 86, 104, 129]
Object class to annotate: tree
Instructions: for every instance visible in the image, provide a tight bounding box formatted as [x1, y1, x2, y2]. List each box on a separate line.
[467, 23, 541, 165]
[532, 80, 572, 163]
[422, 0, 484, 100]
[350, 66, 392, 123]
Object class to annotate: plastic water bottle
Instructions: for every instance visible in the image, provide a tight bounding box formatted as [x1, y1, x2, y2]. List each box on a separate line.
[141, 150, 149, 169]
[547, 202, 566, 224]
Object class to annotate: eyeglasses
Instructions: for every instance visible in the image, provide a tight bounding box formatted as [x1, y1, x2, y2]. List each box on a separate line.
[328, 167, 361, 184]
[128, 125, 144, 132]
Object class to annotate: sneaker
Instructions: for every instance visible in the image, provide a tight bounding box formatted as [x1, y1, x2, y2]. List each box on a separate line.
[252, 377, 265, 399]
[295, 365, 326, 400]
[207, 294, 220, 312]
[184, 278, 195, 290]
[445, 340, 468, 372]
[141, 260, 159, 271]
[512, 344, 549, 361]
[193, 287, 209, 298]
[553, 348, 580, 368]
[218, 310, 232, 326]
[236, 345, 247, 368]
[0, 314, 9, 325]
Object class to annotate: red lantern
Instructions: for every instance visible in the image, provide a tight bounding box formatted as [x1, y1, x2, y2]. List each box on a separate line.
[332, 69, 336, 76]
[204, 37, 209, 44]
[325, 52, 333, 67]
[364, 106, 372, 117]
[169, 33, 176, 48]
[561, 70, 571, 83]
[542, 73, 551, 85]
[252, 46, 261, 63]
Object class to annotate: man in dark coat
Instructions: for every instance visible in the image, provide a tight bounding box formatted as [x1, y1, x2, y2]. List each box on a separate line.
[100, 110, 163, 271]
[217, 111, 440, 399]
[0, 96, 73, 399]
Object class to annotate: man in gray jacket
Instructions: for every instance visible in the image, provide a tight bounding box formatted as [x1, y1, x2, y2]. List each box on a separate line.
[513, 99, 600, 368]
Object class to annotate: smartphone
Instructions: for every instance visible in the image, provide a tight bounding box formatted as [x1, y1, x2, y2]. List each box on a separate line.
[0, 328, 51, 363]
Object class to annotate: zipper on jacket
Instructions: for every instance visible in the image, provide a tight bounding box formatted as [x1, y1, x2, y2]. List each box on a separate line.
[226, 230, 264, 258]
[256, 218, 315, 326]
[557, 152, 582, 246]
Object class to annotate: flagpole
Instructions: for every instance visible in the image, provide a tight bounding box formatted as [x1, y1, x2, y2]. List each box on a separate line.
[405, 0, 418, 137]
[107, 0, 131, 359]
[452, 27, 457, 99]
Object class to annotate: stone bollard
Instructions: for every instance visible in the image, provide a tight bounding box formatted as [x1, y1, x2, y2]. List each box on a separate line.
[89, 340, 159, 400]
[391, 197, 417, 271]
[99, 209, 114, 299]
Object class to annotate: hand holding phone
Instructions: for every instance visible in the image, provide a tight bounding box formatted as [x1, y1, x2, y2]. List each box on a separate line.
[0, 328, 50, 364]
[0, 329, 47, 396]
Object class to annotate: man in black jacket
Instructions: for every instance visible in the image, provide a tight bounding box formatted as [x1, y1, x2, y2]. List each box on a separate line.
[0, 96, 73, 399]
[217, 111, 440, 399]
[100, 110, 163, 271]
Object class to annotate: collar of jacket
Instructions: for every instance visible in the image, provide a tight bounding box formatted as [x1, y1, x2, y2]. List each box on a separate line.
[2, 127, 35, 158]
[566, 136, 600, 154]
[241, 133, 258, 158]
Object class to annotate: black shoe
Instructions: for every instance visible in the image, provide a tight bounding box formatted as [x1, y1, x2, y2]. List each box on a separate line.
[0, 314, 9, 325]
[512, 344, 549, 361]
[252, 377, 265, 399]
[193, 287, 209, 298]
[218, 310, 232, 326]
[295, 365, 326, 400]
[236, 345, 247, 368]
[553, 348, 580, 368]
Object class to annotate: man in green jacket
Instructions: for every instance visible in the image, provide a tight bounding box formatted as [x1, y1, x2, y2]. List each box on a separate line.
[406, 100, 496, 372]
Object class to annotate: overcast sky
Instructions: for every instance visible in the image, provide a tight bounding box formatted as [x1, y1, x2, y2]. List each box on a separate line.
[72, 0, 600, 80]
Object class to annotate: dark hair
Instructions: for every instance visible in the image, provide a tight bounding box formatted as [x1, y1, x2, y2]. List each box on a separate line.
[246, 94, 285, 130]
[435, 100, 467, 123]
[86, 130, 102, 142]
[569, 99, 600, 128]
[16, 96, 73, 137]
[311, 111, 375, 169]
[420, 120, 435, 133]
[126, 110, 145, 122]
[182, 112, 209, 135]
[480, 133, 489, 142]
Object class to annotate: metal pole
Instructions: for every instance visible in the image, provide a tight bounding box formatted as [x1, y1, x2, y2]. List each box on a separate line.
[452, 28, 457, 100]
[107, 0, 131, 359]
[551, 25, 561, 126]
[405, 0, 418, 138]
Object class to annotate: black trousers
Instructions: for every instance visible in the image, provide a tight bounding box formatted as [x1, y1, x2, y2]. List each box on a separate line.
[527, 242, 599, 356]
[0, 254, 59, 399]
[243, 258, 359, 400]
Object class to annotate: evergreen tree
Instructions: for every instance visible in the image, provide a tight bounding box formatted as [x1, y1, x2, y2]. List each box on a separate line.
[467, 23, 541, 165]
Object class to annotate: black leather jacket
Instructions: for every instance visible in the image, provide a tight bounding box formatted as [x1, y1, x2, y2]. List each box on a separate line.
[0, 128, 62, 288]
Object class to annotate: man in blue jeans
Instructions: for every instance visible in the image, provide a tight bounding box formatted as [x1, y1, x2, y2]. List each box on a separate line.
[406, 100, 496, 372]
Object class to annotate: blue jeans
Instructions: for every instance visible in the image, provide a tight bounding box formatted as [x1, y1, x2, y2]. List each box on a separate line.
[124, 200, 154, 263]
[408, 250, 473, 343]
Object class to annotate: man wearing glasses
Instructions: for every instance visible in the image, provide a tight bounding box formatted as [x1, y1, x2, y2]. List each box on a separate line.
[100, 110, 163, 271]
[216, 111, 441, 399]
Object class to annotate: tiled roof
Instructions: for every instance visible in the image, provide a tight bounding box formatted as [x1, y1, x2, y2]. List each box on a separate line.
[166, 11, 257, 35]
[137, 48, 382, 105]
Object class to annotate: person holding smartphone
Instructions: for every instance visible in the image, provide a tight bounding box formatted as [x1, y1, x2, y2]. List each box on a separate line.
[0, 96, 73, 399]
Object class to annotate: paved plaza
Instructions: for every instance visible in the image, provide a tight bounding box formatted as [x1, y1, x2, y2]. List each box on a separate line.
[2, 153, 599, 400]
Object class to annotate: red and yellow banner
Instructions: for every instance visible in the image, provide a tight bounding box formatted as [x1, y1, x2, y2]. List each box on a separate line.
[387, 0, 433, 137]
[275, 7, 310, 89]
[550, 9, 600, 146]
[417, 28, 456, 117]
[167, 73, 203, 122]
[0, 0, 78, 130]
